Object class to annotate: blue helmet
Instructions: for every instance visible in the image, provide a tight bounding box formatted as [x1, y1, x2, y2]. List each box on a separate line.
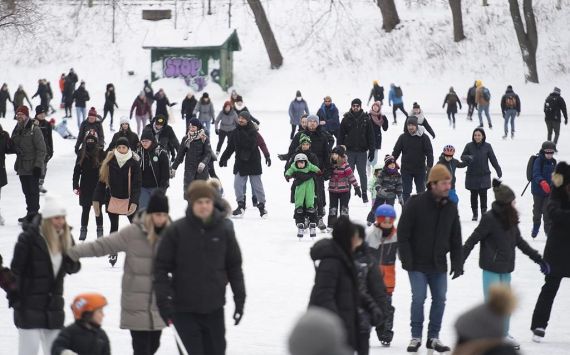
[375, 204, 396, 219]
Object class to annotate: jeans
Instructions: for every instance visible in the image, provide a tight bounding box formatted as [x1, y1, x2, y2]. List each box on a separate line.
[532, 194, 551, 236]
[482, 270, 511, 334]
[467, 103, 475, 119]
[19, 175, 40, 216]
[503, 109, 517, 135]
[201, 119, 211, 137]
[234, 173, 266, 204]
[408, 271, 447, 339]
[18, 328, 59, 355]
[531, 274, 564, 330]
[401, 171, 426, 203]
[76, 106, 87, 129]
[477, 104, 492, 127]
[347, 150, 368, 192]
[546, 120, 561, 145]
[174, 309, 226, 355]
[392, 103, 408, 123]
[131, 330, 162, 355]
[139, 187, 159, 210]
[470, 189, 488, 214]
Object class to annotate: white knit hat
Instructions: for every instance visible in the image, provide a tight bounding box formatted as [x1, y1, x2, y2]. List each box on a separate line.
[120, 116, 130, 125]
[41, 195, 67, 219]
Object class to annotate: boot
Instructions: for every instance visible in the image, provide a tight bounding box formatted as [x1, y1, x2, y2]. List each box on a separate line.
[472, 209, 478, 221]
[296, 223, 304, 239]
[532, 328, 545, 343]
[252, 195, 258, 207]
[317, 218, 327, 231]
[79, 227, 87, 241]
[257, 202, 268, 218]
[96, 226, 104, 238]
[377, 329, 394, 346]
[531, 223, 540, 238]
[309, 223, 317, 238]
[426, 338, 450, 352]
[232, 201, 246, 218]
[407, 338, 421, 352]
[481, 207, 487, 215]
[362, 191, 369, 203]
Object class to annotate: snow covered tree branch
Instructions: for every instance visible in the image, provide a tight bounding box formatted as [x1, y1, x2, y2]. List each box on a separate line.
[0, 0, 41, 34]
[508, 0, 539, 83]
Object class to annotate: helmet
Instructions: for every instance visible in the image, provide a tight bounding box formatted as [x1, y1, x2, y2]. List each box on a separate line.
[443, 145, 455, 156]
[71, 293, 108, 320]
[294, 153, 308, 162]
[375, 204, 396, 219]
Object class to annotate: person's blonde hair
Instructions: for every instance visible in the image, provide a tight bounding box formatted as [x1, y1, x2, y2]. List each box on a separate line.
[98, 151, 115, 185]
[143, 212, 170, 245]
[40, 218, 72, 254]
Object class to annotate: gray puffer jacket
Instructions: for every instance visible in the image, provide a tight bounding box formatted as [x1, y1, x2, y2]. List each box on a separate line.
[67, 212, 167, 331]
[193, 100, 215, 123]
[10, 118, 46, 175]
[215, 109, 238, 132]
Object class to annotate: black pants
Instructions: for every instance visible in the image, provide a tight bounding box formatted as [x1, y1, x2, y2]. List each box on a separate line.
[81, 205, 103, 228]
[315, 175, 326, 217]
[470, 188, 488, 214]
[103, 107, 115, 126]
[216, 130, 230, 152]
[447, 112, 456, 124]
[546, 120, 561, 145]
[357, 331, 370, 355]
[392, 103, 408, 122]
[290, 124, 300, 139]
[367, 197, 395, 224]
[130, 330, 162, 355]
[532, 194, 551, 234]
[531, 274, 564, 330]
[328, 191, 350, 227]
[107, 212, 134, 233]
[0, 109, 5, 118]
[174, 309, 226, 355]
[467, 103, 475, 118]
[19, 175, 40, 216]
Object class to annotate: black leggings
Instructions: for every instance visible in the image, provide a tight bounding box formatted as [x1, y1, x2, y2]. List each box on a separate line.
[531, 274, 564, 330]
[447, 112, 456, 124]
[216, 130, 229, 152]
[470, 189, 488, 212]
[0, 109, 5, 118]
[103, 107, 115, 125]
[107, 212, 134, 233]
[392, 103, 408, 122]
[81, 205, 103, 228]
[130, 330, 162, 355]
[290, 124, 301, 139]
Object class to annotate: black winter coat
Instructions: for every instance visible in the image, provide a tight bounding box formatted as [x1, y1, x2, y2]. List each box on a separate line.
[154, 209, 245, 315]
[136, 143, 170, 189]
[398, 191, 463, 273]
[75, 120, 105, 153]
[371, 115, 389, 150]
[181, 96, 198, 119]
[437, 155, 468, 190]
[73, 148, 107, 207]
[289, 127, 330, 171]
[309, 238, 359, 350]
[32, 83, 49, 107]
[467, 86, 477, 105]
[107, 129, 139, 152]
[338, 110, 375, 153]
[93, 154, 141, 207]
[463, 202, 542, 273]
[63, 80, 75, 106]
[10, 215, 81, 329]
[220, 122, 263, 176]
[0, 129, 11, 187]
[154, 94, 173, 119]
[461, 134, 502, 190]
[544, 188, 570, 277]
[145, 123, 180, 161]
[104, 90, 118, 111]
[51, 321, 111, 355]
[0, 89, 12, 111]
[172, 133, 213, 185]
[36, 119, 54, 159]
[443, 93, 462, 114]
[368, 84, 384, 103]
[73, 87, 90, 108]
[544, 93, 568, 122]
[392, 131, 434, 174]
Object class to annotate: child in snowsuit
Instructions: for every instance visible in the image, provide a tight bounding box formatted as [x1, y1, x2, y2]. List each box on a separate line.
[437, 144, 468, 204]
[285, 153, 321, 238]
[328, 145, 362, 227]
[52, 293, 111, 355]
[367, 155, 403, 225]
[54, 118, 77, 139]
[366, 204, 398, 346]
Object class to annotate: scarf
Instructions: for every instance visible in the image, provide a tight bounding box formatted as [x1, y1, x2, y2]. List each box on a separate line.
[114, 149, 133, 168]
[369, 101, 384, 127]
[187, 129, 205, 143]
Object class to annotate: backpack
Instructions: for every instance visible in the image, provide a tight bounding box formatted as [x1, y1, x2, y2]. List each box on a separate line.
[447, 94, 458, 105]
[482, 87, 491, 101]
[395, 86, 403, 98]
[544, 95, 557, 119]
[505, 96, 516, 109]
[526, 154, 556, 181]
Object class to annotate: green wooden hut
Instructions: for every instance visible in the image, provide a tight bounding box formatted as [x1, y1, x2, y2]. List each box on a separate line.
[143, 28, 241, 91]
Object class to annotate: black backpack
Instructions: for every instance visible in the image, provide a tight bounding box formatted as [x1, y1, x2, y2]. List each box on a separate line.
[544, 95, 558, 119]
[526, 154, 556, 181]
[395, 86, 403, 98]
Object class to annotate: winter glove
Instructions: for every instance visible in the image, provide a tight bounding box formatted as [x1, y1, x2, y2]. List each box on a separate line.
[277, 154, 288, 161]
[368, 150, 375, 162]
[169, 169, 176, 179]
[92, 201, 101, 217]
[197, 162, 206, 173]
[539, 260, 551, 275]
[219, 159, 227, 168]
[159, 306, 174, 326]
[233, 305, 244, 326]
[265, 156, 271, 167]
[540, 180, 551, 194]
[354, 186, 362, 198]
[73, 189, 80, 196]
[565, 119, 568, 125]
[449, 267, 464, 280]
[127, 203, 137, 216]
[33, 166, 42, 179]
[6, 289, 19, 308]
[285, 175, 291, 182]
[215, 129, 220, 135]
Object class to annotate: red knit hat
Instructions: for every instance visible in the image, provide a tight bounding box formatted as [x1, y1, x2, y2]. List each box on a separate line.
[88, 107, 97, 117]
[16, 106, 29, 117]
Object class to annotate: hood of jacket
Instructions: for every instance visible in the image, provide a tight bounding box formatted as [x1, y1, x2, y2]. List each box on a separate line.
[310, 238, 352, 266]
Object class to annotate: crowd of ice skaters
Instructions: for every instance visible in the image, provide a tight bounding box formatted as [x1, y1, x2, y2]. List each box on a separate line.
[0, 71, 569, 355]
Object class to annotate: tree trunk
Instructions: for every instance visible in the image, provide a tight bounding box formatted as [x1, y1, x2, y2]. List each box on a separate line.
[376, 0, 400, 32]
[508, 0, 539, 83]
[247, 0, 283, 69]
[449, 0, 465, 42]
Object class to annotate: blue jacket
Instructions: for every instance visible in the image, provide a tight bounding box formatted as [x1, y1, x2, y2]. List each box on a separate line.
[317, 103, 340, 131]
[388, 87, 403, 106]
[531, 153, 556, 197]
[288, 99, 309, 125]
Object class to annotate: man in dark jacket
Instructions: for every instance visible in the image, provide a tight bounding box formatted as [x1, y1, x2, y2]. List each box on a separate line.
[219, 111, 270, 218]
[466, 82, 477, 121]
[391, 116, 434, 203]
[181, 91, 198, 125]
[31, 79, 49, 113]
[137, 129, 170, 210]
[154, 181, 245, 355]
[500, 85, 521, 139]
[397, 165, 463, 353]
[543, 87, 568, 147]
[338, 98, 375, 203]
[73, 81, 90, 130]
[317, 96, 340, 141]
[531, 141, 556, 238]
[75, 107, 105, 154]
[367, 81, 384, 105]
[145, 115, 180, 163]
[33, 106, 53, 194]
[10, 106, 46, 222]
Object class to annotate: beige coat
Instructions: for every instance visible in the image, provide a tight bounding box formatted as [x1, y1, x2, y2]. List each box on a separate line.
[475, 86, 490, 106]
[67, 212, 166, 331]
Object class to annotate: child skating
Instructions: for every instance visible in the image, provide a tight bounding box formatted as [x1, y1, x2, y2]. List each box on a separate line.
[367, 155, 403, 225]
[327, 145, 362, 228]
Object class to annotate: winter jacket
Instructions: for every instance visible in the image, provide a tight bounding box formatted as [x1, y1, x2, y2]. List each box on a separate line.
[144, 83, 154, 102]
[398, 191, 463, 273]
[366, 226, 398, 295]
[437, 155, 468, 190]
[13, 89, 31, 108]
[93, 153, 142, 207]
[544, 92, 568, 122]
[181, 96, 197, 120]
[10, 215, 81, 329]
[467, 86, 477, 105]
[309, 238, 359, 350]
[285, 161, 320, 208]
[75, 119, 105, 153]
[285, 147, 320, 173]
[288, 99, 310, 125]
[464, 202, 542, 274]
[154, 94, 173, 119]
[0, 129, 11, 187]
[403, 111, 435, 139]
[369, 169, 403, 200]
[388, 86, 403, 106]
[544, 187, 570, 277]
[107, 129, 139, 152]
[289, 127, 331, 172]
[154, 208, 246, 315]
[10, 118, 46, 176]
[317, 103, 340, 132]
[145, 123, 180, 161]
[35, 119, 53, 160]
[338, 110, 375, 153]
[461, 131, 502, 190]
[220, 121, 266, 176]
[73, 87, 90, 108]
[329, 161, 358, 193]
[104, 89, 118, 111]
[370, 113, 389, 150]
[136, 143, 170, 190]
[51, 320, 110, 355]
[130, 96, 152, 118]
[73, 148, 107, 207]
[531, 153, 556, 197]
[63, 80, 75, 106]
[67, 212, 167, 330]
[172, 132, 213, 185]
[215, 109, 238, 133]
[193, 99, 215, 125]
[475, 86, 490, 106]
[500, 89, 521, 114]
[32, 83, 49, 107]
[368, 84, 385, 103]
[391, 130, 434, 175]
[0, 88, 12, 111]
[443, 92, 462, 114]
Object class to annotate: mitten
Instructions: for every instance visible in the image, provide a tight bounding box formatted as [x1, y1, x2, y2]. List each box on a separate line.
[197, 162, 206, 173]
[33, 166, 42, 179]
[540, 180, 551, 194]
[233, 305, 244, 326]
[219, 160, 227, 167]
[449, 266, 463, 280]
[265, 157, 271, 167]
[368, 150, 375, 162]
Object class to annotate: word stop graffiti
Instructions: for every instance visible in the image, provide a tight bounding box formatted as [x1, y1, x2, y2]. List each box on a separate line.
[163, 57, 208, 91]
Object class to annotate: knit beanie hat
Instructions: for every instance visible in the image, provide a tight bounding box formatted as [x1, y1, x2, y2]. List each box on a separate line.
[413, 102, 420, 109]
[154, 115, 166, 126]
[88, 107, 97, 117]
[235, 95, 243, 103]
[296, 90, 302, 98]
[188, 118, 203, 129]
[306, 114, 319, 123]
[146, 190, 169, 214]
[120, 117, 130, 125]
[331, 145, 346, 157]
[351, 98, 362, 106]
[186, 180, 216, 203]
[384, 155, 395, 166]
[41, 194, 67, 219]
[35, 105, 46, 116]
[202, 92, 209, 99]
[428, 164, 452, 184]
[553, 87, 561, 95]
[140, 128, 155, 142]
[492, 179, 515, 204]
[299, 134, 311, 145]
[16, 106, 29, 117]
[238, 111, 251, 121]
[115, 137, 130, 149]
[406, 116, 418, 126]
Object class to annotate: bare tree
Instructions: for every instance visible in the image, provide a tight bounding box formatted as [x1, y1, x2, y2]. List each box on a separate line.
[247, 0, 283, 69]
[0, 0, 41, 34]
[449, 0, 465, 42]
[508, 0, 539, 83]
[376, 0, 400, 32]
